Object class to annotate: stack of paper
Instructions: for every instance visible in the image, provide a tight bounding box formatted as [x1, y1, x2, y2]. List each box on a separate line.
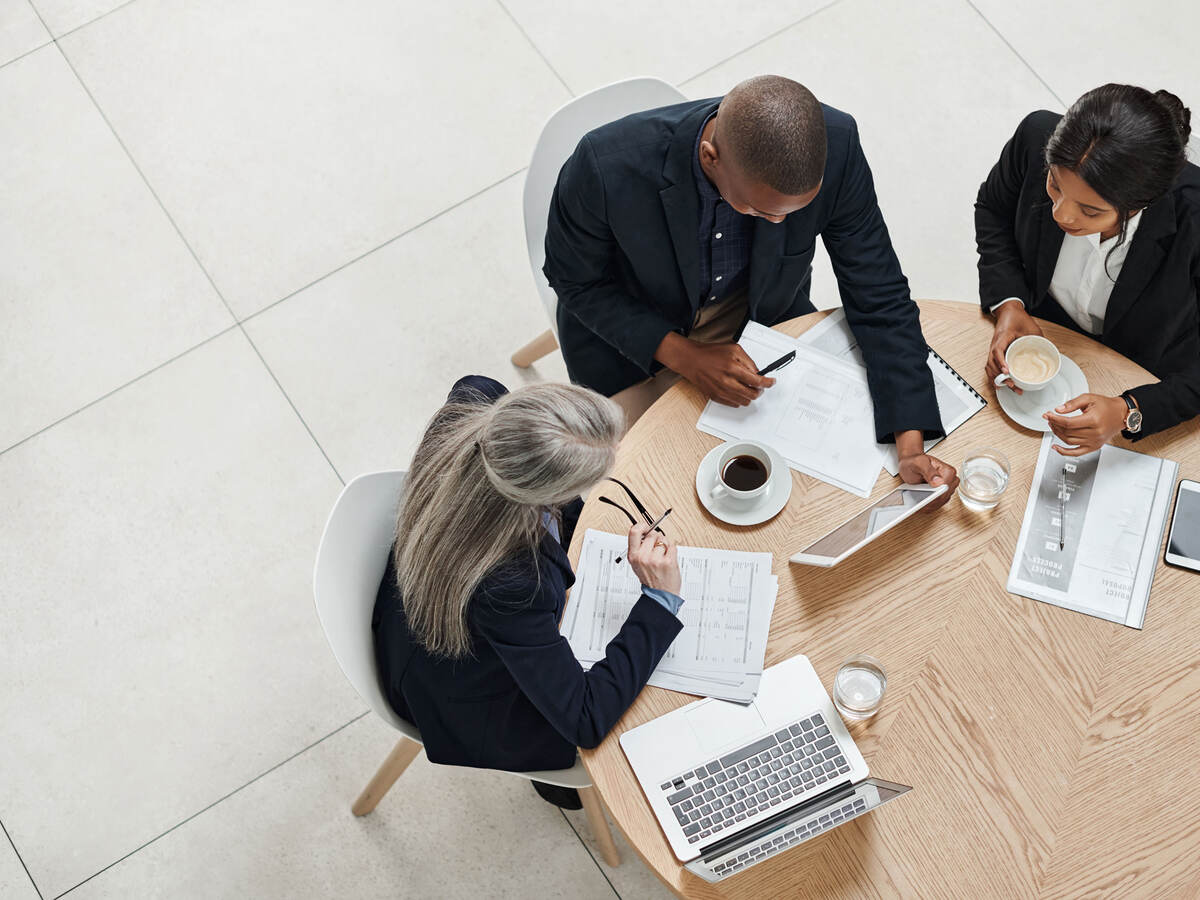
[697, 315, 988, 496]
[697, 323, 886, 497]
[561, 529, 777, 703]
[794, 309, 987, 476]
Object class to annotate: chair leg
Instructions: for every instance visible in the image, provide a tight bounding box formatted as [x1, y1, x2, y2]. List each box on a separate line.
[579, 785, 621, 867]
[352, 737, 422, 816]
[510, 329, 558, 368]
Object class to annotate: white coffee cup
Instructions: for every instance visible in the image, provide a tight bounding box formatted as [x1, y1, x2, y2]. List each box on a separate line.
[712, 442, 773, 508]
[994, 335, 1061, 392]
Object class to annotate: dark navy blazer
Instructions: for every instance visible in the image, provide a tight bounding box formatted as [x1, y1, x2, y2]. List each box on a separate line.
[543, 97, 943, 444]
[975, 110, 1200, 439]
[372, 376, 683, 772]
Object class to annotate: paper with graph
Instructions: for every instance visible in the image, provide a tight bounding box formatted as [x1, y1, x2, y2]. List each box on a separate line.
[562, 529, 777, 703]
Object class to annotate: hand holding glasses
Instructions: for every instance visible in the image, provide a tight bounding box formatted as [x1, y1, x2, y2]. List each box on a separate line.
[598, 477, 670, 564]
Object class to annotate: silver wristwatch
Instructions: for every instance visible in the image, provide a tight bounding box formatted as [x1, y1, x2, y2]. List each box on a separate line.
[1121, 393, 1143, 433]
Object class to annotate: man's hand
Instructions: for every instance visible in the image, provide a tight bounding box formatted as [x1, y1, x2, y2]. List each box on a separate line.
[656, 333, 775, 406]
[987, 302, 1044, 394]
[895, 430, 958, 510]
[1043, 394, 1127, 456]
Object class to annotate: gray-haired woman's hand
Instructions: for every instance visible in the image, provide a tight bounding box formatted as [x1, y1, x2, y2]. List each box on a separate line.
[626, 523, 682, 596]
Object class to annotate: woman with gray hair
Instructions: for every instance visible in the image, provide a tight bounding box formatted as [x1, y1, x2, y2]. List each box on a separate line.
[372, 375, 685, 808]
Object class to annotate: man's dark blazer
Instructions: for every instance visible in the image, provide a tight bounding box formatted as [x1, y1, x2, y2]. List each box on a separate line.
[372, 376, 683, 772]
[544, 98, 942, 444]
[976, 110, 1200, 438]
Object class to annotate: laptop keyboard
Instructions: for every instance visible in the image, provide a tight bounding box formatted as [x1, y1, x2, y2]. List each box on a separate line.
[659, 712, 850, 845]
[710, 794, 868, 879]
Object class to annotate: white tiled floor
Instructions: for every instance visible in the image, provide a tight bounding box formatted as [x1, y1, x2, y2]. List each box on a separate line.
[0, 0, 48, 65]
[1, 1, 1190, 897]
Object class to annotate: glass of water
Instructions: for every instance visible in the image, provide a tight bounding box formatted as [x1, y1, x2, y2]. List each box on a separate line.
[958, 448, 1011, 511]
[833, 655, 887, 721]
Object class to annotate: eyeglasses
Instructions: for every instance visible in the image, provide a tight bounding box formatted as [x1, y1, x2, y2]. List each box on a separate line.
[598, 477, 666, 535]
[598, 477, 669, 563]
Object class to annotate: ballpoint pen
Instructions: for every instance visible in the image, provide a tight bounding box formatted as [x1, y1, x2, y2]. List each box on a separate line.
[1059, 471, 1066, 551]
[756, 350, 796, 377]
[616, 508, 673, 564]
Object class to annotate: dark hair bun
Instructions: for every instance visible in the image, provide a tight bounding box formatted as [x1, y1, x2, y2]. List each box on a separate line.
[1154, 89, 1192, 144]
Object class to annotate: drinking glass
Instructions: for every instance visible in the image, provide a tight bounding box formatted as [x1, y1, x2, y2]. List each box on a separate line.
[958, 448, 1011, 511]
[833, 654, 887, 721]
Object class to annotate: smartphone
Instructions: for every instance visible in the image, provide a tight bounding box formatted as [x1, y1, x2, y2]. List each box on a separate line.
[1164, 478, 1200, 573]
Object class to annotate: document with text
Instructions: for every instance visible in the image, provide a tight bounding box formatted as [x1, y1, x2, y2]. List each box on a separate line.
[1007, 434, 1177, 628]
[697, 322, 886, 497]
[562, 529, 778, 703]
[795, 309, 987, 475]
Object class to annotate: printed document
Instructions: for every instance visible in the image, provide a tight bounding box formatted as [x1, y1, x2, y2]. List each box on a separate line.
[562, 530, 778, 703]
[1007, 434, 1177, 628]
[696, 322, 885, 497]
[796, 309, 986, 475]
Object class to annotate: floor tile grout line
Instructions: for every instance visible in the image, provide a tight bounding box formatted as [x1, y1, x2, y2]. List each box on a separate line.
[49, 41, 239, 324]
[48, 36, 351, 487]
[679, 0, 845, 89]
[238, 166, 527, 327]
[53, 0, 142, 41]
[0, 168, 523, 460]
[963, 0, 1066, 109]
[237, 323, 346, 485]
[0, 817, 44, 900]
[0, 37, 54, 72]
[558, 810, 621, 899]
[0, 323, 240, 459]
[52, 711, 371, 899]
[493, 0, 575, 97]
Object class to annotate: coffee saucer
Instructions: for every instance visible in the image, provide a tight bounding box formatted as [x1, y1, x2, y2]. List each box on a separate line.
[695, 441, 792, 527]
[996, 355, 1089, 432]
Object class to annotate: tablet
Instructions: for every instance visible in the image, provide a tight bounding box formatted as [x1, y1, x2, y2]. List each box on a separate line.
[789, 484, 948, 567]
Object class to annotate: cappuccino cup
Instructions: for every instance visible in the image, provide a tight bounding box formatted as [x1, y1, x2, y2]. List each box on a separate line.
[712, 442, 773, 508]
[994, 335, 1061, 392]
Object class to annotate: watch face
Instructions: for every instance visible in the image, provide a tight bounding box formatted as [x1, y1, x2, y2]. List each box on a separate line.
[1127, 409, 1143, 432]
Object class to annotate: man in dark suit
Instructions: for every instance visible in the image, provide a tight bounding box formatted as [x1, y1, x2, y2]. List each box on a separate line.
[544, 75, 957, 494]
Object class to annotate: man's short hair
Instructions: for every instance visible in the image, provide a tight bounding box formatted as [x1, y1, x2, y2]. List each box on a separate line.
[716, 75, 826, 195]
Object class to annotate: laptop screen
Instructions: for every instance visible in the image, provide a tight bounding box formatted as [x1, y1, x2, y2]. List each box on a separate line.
[684, 778, 912, 883]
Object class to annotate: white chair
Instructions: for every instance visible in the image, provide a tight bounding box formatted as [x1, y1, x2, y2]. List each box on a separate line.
[312, 470, 621, 865]
[510, 77, 688, 369]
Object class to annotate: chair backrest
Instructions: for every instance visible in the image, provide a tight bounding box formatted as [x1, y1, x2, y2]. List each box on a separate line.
[522, 77, 688, 331]
[313, 470, 419, 738]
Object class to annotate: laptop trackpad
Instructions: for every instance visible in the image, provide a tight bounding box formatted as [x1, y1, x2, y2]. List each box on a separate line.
[686, 701, 768, 755]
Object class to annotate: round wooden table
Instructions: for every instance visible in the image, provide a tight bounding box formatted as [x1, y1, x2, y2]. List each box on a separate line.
[569, 300, 1200, 899]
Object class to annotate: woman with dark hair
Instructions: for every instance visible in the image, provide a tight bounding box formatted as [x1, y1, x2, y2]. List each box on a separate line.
[976, 83, 1200, 454]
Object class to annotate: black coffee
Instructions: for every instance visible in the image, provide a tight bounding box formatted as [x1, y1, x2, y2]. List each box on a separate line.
[721, 455, 768, 491]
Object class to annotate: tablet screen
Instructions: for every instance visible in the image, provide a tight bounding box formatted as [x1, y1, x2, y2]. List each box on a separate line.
[798, 485, 939, 561]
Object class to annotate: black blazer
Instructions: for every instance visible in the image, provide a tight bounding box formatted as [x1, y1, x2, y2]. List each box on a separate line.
[544, 98, 943, 444]
[372, 376, 683, 772]
[976, 110, 1200, 439]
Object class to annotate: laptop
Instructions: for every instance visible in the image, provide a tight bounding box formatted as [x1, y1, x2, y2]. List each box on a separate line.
[620, 655, 911, 883]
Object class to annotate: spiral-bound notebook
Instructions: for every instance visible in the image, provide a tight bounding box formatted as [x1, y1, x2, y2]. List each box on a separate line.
[793, 309, 987, 476]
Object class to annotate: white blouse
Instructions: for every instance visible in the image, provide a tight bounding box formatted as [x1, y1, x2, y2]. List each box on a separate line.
[992, 211, 1142, 334]
[1047, 211, 1142, 334]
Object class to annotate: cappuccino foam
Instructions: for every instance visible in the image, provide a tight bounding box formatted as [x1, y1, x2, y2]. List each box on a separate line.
[1008, 346, 1058, 383]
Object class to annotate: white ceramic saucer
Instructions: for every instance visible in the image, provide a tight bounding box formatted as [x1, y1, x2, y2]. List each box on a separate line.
[996, 355, 1089, 432]
[695, 441, 792, 526]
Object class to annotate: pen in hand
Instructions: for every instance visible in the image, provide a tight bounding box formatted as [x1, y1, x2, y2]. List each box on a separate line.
[756, 350, 796, 377]
[616, 508, 672, 564]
